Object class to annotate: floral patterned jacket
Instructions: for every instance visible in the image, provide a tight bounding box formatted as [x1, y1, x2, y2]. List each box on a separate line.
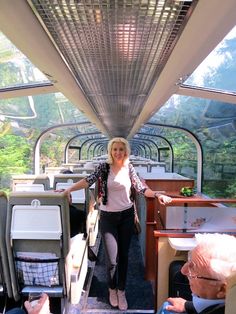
[85, 162, 147, 205]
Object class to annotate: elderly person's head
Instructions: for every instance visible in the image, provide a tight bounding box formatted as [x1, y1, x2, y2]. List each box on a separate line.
[181, 233, 236, 300]
[107, 137, 130, 165]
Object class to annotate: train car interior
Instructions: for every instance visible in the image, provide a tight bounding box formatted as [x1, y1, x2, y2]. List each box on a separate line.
[1, 0, 236, 313]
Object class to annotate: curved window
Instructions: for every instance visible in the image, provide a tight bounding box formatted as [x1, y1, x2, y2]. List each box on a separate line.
[151, 95, 236, 198]
[185, 26, 236, 93]
[0, 32, 49, 88]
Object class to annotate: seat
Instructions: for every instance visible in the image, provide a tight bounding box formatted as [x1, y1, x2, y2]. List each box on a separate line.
[86, 209, 99, 247]
[5, 191, 88, 311]
[73, 168, 94, 174]
[149, 166, 166, 174]
[53, 174, 85, 190]
[12, 175, 50, 191]
[0, 192, 13, 303]
[44, 167, 69, 188]
[225, 272, 236, 314]
[14, 183, 45, 192]
[53, 174, 89, 212]
[68, 234, 87, 305]
[134, 165, 149, 176]
[56, 182, 85, 204]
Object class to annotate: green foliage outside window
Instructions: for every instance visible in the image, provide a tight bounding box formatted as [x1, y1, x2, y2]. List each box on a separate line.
[0, 134, 31, 193]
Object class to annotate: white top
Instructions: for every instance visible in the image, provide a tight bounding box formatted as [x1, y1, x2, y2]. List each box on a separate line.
[100, 165, 133, 212]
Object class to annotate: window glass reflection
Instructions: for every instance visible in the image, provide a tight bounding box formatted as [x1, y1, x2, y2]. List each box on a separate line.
[0, 32, 49, 88]
[185, 26, 236, 93]
[150, 95, 236, 198]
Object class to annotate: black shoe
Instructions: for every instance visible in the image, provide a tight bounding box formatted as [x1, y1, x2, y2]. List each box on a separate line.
[88, 247, 98, 262]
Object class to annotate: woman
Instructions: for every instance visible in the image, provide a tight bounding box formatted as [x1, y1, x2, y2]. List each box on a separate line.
[63, 137, 172, 310]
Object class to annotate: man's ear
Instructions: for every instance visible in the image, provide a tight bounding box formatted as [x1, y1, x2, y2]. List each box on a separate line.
[216, 282, 227, 299]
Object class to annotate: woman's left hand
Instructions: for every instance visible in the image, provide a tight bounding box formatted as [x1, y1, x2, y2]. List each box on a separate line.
[165, 297, 186, 312]
[157, 194, 172, 205]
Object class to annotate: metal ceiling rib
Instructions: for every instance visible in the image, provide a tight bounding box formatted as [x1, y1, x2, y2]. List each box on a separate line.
[29, 0, 195, 138]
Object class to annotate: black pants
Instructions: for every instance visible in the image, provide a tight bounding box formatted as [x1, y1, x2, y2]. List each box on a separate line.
[100, 206, 134, 291]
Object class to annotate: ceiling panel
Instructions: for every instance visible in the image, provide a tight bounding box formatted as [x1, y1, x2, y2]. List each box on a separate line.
[29, 0, 195, 137]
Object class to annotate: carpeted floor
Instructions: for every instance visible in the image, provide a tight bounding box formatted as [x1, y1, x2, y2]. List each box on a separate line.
[84, 234, 154, 312]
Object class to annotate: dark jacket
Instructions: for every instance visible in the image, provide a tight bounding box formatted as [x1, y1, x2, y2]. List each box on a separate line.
[185, 301, 225, 314]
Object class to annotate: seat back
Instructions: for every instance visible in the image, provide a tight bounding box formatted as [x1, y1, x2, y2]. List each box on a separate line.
[134, 165, 149, 176]
[56, 182, 85, 204]
[86, 209, 99, 247]
[149, 166, 166, 174]
[0, 192, 12, 298]
[73, 168, 94, 174]
[53, 174, 89, 212]
[14, 183, 45, 192]
[53, 174, 85, 190]
[225, 272, 236, 314]
[6, 191, 70, 301]
[12, 175, 50, 191]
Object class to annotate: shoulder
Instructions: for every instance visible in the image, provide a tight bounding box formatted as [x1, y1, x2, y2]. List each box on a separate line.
[200, 304, 225, 314]
[97, 162, 109, 169]
[98, 162, 110, 175]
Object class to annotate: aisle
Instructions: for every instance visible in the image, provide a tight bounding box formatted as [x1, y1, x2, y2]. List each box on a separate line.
[78, 234, 155, 314]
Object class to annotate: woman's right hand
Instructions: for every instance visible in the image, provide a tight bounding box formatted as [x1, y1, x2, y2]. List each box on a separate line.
[64, 189, 72, 204]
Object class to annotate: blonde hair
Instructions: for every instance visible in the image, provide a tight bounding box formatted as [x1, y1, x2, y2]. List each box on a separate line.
[195, 233, 236, 281]
[107, 137, 130, 165]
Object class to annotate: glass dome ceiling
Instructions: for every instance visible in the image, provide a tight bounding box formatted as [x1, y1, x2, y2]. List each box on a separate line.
[184, 26, 236, 93]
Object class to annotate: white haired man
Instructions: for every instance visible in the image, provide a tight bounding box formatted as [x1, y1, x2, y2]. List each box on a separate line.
[158, 233, 236, 314]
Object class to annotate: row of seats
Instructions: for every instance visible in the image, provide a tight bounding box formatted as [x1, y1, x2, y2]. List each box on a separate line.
[12, 173, 91, 191]
[12, 173, 95, 200]
[11, 175, 51, 191]
[0, 190, 99, 313]
[11, 173, 99, 243]
[134, 165, 166, 176]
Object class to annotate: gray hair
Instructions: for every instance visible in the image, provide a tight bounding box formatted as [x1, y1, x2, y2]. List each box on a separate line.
[107, 137, 130, 165]
[195, 233, 236, 281]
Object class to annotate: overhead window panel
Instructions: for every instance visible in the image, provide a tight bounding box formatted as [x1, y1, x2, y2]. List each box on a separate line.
[185, 26, 236, 94]
[0, 32, 49, 89]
